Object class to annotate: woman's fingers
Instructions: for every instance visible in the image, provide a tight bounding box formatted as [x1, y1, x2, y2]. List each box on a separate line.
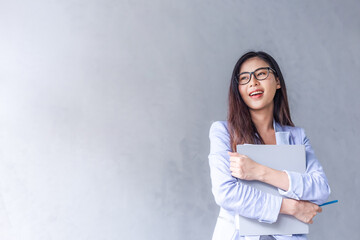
[293, 200, 322, 224]
[228, 152, 247, 158]
[228, 152, 260, 180]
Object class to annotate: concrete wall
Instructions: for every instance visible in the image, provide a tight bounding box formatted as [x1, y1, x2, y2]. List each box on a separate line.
[0, 0, 358, 239]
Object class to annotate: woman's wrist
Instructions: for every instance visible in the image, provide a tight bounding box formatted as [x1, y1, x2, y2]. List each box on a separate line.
[259, 167, 289, 191]
[280, 198, 297, 216]
[257, 164, 267, 182]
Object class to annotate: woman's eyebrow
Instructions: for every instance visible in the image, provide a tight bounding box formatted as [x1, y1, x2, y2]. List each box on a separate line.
[239, 66, 269, 74]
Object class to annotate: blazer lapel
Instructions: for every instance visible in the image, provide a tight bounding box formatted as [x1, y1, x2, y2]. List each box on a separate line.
[273, 119, 291, 145]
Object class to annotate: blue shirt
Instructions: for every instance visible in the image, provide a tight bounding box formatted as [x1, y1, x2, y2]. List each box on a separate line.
[208, 120, 331, 240]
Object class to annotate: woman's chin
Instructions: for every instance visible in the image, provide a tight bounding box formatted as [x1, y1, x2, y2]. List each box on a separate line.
[247, 103, 274, 112]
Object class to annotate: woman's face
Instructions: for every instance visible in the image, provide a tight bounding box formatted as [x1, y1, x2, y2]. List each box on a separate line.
[238, 57, 281, 112]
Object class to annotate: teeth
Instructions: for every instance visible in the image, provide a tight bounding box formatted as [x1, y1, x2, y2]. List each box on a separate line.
[250, 91, 263, 96]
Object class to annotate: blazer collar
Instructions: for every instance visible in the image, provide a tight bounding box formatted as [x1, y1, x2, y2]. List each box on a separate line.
[273, 119, 292, 145]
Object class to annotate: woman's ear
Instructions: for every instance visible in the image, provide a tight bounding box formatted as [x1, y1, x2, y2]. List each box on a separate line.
[276, 78, 281, 89]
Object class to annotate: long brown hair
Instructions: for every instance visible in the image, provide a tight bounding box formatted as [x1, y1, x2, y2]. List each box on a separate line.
[228, 51, 294, 151]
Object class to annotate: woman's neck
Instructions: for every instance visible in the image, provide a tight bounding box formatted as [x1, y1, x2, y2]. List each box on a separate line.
[249, 104, 274, 133]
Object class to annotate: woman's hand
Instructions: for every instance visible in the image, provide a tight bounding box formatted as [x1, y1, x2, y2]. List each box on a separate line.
[293, 200, 322, 224]
[281, 198, 322, 224]
[228, 152, 265, 181]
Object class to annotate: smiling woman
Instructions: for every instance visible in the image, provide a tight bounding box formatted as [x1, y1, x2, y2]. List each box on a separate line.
[208, 51, 331, 240]
[228, 52, 293, 148]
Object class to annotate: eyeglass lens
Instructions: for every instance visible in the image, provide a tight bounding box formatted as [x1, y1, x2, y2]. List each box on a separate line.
[238, 68, 270, 85]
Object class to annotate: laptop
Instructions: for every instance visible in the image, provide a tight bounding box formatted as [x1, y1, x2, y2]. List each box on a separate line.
[235, 144, 308, 236]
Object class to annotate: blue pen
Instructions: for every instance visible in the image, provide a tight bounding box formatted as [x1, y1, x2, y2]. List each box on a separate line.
[319, 200, 338, 207]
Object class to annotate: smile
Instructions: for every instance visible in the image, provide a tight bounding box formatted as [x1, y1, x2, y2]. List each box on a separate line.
[249, 90, 264, 97]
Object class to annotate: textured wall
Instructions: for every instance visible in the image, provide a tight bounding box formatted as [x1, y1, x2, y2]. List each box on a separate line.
[0, 0, 359, 239]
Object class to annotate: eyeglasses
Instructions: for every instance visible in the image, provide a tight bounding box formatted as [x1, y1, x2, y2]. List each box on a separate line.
[235, 67, 277, 85]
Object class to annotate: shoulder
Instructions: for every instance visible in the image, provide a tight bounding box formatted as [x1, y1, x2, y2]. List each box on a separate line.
[209, 121, 231, 150]
[210, 120, 228, 129]
[209, 121, 230, 138]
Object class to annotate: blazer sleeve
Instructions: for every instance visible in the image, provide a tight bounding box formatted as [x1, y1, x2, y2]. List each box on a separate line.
[278, 128, 331, 205]
[208, 121, 282, 223]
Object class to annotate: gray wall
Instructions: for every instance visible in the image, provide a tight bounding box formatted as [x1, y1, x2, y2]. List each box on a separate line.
[0, 0, 358, 239]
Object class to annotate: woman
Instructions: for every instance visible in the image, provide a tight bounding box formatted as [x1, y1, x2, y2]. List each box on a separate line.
[208, 51, 331, 240]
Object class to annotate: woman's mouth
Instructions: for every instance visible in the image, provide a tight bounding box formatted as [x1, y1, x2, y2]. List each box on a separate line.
[249, 90, 264, 98]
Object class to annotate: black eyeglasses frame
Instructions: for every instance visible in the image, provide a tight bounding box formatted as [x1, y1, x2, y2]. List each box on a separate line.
[235, 67, 277, 85]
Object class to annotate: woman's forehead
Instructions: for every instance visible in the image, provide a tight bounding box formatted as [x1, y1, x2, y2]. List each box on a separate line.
[239, 57, 270, 73]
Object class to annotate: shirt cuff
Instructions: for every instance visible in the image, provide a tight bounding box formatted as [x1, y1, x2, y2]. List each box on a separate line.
[278, 170, 303, 200]
[259, 194, 282, 223]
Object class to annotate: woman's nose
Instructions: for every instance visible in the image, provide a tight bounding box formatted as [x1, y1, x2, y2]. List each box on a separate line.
[248, 73, 259, 87]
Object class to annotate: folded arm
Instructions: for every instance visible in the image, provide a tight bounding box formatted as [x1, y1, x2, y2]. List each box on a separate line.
[229, 127, 331, 205]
